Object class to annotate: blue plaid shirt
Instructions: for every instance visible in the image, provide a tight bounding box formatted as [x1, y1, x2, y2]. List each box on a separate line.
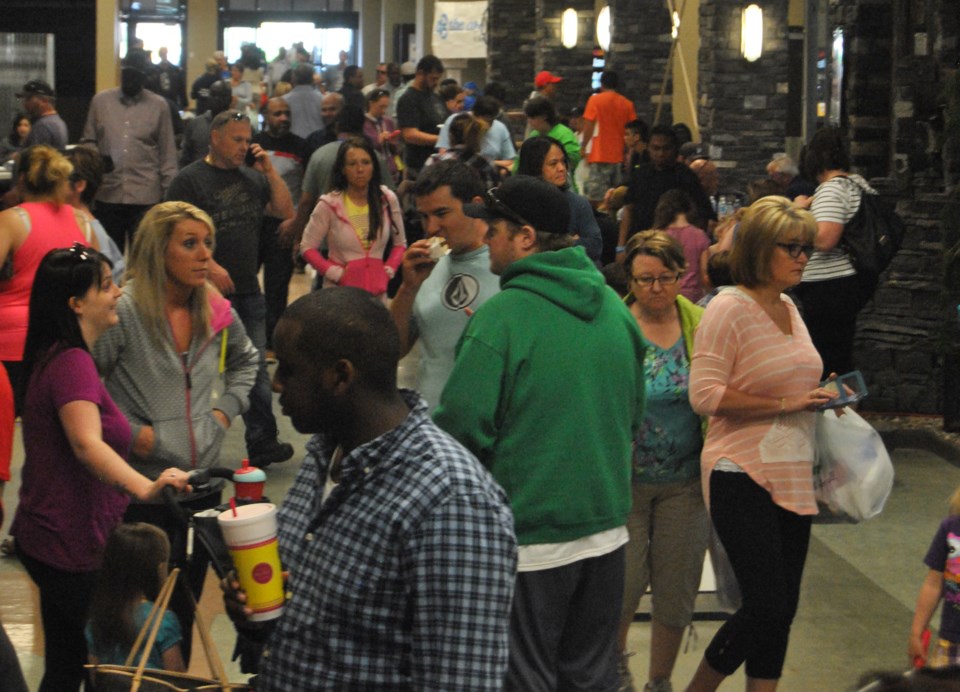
[256, 390, 517, 690]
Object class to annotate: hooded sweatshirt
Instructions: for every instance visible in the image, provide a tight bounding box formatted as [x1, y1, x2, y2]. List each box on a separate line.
[93, 290, 259, 480]
[434, 246, 647, 545]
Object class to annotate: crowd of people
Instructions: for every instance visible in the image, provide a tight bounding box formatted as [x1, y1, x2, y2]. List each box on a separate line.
[0, 39, 957, 692]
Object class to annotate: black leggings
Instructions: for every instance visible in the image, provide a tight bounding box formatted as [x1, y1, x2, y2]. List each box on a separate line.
[704, 472, 812, 680]
[794, 275, 863, 378]
[17, 545, 96, 691]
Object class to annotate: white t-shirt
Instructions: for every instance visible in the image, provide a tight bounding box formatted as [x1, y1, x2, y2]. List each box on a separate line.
[802, 174, 875, 282]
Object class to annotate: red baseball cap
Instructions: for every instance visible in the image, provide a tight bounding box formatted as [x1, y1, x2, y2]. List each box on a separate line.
[535, 71, 563, 89]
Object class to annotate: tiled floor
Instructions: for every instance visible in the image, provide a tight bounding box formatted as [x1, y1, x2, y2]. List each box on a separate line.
[0, 271, 949, 689]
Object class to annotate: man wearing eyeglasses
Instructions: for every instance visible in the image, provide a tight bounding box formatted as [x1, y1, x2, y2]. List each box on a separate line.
[166, 110, 295, 468]
[434, 175, 647, 692]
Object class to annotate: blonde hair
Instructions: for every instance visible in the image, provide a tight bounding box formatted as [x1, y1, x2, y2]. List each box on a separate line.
[17, 144, 73, 203]
[950, 486, 960, 516]
[623, 229, 687, 275]
[730, 196, 816, 288]
[126, 201, 216, 346]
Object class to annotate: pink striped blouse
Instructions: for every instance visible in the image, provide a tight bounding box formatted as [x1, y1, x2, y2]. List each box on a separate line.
[689, 287, 822, 515]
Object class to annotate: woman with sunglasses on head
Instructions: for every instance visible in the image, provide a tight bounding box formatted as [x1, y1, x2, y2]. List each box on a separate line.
[685, 197, 838, 692]
[517, 135, 602, 265]
[300, 136, 406, 300]
[616, 230, 710, 692]
[91, 202, 259, 662]
[10, 245, 190, 692]
[0, 145, 100, 415]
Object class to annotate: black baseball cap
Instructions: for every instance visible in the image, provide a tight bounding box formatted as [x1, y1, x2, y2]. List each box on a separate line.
[17, 80, 55, 98]
[462, 175, 572, 234]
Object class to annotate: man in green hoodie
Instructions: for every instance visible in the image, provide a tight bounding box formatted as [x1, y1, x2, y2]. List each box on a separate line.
[434, 175, 647, 692]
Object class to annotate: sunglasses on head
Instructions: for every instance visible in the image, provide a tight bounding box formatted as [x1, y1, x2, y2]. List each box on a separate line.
[485, 188, 531, 228]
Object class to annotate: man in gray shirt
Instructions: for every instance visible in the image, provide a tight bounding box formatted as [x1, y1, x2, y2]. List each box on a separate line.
[81, 52, 177, 251]
[282, 63, 324, 139]
[17, 80, 68, 150]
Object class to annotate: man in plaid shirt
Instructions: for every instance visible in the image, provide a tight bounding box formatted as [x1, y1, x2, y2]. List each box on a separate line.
[249, 287, 517, 690]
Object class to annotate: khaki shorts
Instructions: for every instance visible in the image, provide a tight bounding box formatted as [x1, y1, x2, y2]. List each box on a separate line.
[584, 162, 622, 201]
[621, 477, 710, 628]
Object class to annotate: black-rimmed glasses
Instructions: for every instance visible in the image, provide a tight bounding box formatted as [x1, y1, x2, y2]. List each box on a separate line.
[776, 242, 815, 259]
[485, 188, 531, 228]
[630, 273, 681, 288]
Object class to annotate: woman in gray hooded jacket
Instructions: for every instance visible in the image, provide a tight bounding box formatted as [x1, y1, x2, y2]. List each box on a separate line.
[92, 201, 259, 662]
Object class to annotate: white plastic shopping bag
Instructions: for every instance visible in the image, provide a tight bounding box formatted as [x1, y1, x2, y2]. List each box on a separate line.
[814, 408, 894, 521]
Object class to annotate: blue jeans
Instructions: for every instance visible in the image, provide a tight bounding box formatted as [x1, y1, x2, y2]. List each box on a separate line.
[230, 291, 279, 449]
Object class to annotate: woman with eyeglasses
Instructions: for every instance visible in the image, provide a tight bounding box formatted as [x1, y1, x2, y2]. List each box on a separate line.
[300, 136, 406, 300]
[685, 197, 837, 692]
[11, 245, 190, 692]
[615, 230, 709, 692]
[517, 135, 602, 265]
[0, 145, 100, 416]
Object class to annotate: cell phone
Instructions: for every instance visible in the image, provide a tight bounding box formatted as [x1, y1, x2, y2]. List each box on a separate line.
[244, 148, 257, 167]
[818, 370, 867, 409]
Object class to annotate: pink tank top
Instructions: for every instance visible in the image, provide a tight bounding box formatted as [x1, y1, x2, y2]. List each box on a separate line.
[0, 202, 88, 360]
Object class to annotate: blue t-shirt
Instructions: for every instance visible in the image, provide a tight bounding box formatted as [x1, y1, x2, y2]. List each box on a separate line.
[86, 601, 182, 670]
[633, 336, 702, 483]
[924, 515, 960, 642]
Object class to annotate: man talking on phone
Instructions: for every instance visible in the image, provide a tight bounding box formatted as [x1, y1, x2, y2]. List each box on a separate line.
[166, 110, 296, 468]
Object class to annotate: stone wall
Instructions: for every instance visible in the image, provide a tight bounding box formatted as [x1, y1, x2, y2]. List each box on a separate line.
[535, 0, 597, 116]
[697, 0, 791, 191]
[486, 0, 536, 108]
[606, 0, 673, 124]
[832, 0, 894, 179]
[854, 183, 948, 414]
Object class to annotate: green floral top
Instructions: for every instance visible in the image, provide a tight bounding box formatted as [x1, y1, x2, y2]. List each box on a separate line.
[633, 336, 703, 483]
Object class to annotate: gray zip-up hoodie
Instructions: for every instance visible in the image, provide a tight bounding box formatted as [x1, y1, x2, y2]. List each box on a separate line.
[93, 289, 259, 479]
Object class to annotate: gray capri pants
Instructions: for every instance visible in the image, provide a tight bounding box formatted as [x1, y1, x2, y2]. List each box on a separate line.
[621, 477, 710, 627]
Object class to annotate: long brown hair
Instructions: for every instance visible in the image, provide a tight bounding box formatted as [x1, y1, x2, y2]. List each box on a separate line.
[89, 523, 171, 656]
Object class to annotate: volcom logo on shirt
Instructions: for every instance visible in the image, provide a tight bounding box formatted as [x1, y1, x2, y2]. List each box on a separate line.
[442, 274, 480, 311]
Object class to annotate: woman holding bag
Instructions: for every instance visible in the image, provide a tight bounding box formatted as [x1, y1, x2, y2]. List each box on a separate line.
[300, 137, 406, 300]
[686, 196, 837, 692]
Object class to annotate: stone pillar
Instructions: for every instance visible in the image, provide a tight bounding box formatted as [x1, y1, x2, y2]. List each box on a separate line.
[535, 0, 596, 116]
[486, 0, 537, 108]
[607, 0, 673, 124]
[831, 0, 894, 179]
[697, 0, 791, 190]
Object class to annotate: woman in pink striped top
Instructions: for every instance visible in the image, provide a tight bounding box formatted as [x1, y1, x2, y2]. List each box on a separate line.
[685, 196, 837, 692]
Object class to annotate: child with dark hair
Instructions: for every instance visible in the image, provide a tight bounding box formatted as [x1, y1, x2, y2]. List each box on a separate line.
[86, 523, 185, 671]
[697, 251, 733, 308]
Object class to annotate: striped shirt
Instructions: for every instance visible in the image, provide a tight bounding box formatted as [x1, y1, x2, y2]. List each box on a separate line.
[802, 174, 875, 282]
[689, 288, 822, 515]
[256, 390, 517, 690]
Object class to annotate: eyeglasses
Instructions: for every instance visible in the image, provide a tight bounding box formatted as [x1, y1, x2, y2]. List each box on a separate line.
[776, 242, 815, 259]
[485, 188, 531, 228]
[631, 273, 680, 288]
[376, 69, 387, 74]
[229, 111, 247, 122]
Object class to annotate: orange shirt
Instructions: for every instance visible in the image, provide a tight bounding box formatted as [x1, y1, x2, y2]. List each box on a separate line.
[583, 90, 637, 164]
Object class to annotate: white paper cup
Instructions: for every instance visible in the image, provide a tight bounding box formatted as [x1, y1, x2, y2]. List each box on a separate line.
[217, 503, 284, 621]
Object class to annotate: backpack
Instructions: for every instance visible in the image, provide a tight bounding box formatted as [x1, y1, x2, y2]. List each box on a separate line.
[837, 178, 906, 295]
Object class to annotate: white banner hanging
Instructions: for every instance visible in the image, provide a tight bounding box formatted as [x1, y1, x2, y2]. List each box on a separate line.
[432, 1, 488, 59]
